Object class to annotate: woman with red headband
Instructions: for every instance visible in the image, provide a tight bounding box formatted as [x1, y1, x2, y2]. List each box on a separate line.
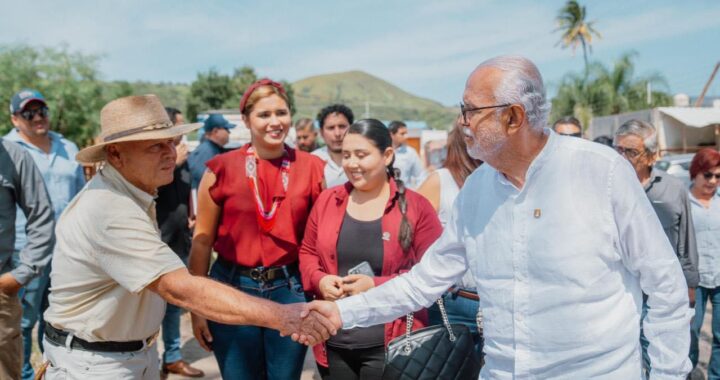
[188, 79, 325, 379]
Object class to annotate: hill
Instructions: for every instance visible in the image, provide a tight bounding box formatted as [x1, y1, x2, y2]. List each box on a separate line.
[292, 71, 457, 130]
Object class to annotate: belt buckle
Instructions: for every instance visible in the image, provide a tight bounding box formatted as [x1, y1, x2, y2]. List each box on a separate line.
[250, 268, 267, 282]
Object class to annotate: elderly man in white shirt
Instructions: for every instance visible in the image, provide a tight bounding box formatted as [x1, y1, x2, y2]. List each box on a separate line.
[303, 56, 694, 379]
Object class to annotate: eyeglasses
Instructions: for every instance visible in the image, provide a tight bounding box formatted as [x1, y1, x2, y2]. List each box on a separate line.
[18, 107, 49, 121]
[558, 132, 583, 138]
[613, 145, 645, 159]
[459, 102, 510, 125]
[702, 172, 720, 181]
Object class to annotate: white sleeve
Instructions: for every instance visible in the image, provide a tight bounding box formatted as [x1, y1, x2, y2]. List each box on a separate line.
[337, 191, 469, 328]
[610, 157, 693, 379]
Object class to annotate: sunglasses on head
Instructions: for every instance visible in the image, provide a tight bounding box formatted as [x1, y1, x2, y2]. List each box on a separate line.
[702, 172, 720, 180]
[18, 107, 49, 121]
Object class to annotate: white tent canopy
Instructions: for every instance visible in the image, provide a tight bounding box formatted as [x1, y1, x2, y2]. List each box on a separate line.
[658, 107, 720, 128]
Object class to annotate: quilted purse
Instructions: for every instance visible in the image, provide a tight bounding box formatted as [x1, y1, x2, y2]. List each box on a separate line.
[382, 298, 482, 380]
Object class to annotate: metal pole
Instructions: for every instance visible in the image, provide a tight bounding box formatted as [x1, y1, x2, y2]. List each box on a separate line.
[695, 62, 720, 107]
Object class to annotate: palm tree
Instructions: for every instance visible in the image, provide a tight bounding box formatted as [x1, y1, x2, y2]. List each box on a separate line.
[555, 0, 601, 75]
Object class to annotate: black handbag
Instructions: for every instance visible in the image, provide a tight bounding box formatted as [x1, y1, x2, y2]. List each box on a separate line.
[382, 298, 482, 380]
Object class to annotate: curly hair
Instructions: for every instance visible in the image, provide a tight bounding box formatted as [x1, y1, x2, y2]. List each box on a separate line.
[316, 104, 354, 130]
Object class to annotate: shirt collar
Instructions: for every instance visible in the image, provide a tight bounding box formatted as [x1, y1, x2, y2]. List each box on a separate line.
[4, 128, 60, 153]
[100, 164, 156, 213]
[496, 127, 555, 190]
[688, 190, 720, 208]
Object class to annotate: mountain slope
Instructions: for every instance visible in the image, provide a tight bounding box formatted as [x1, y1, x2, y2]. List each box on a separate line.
[292, 71, 456, 129]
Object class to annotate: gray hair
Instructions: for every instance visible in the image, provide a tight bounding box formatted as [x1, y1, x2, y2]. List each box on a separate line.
[613, 119, 658, 154]
[476, 55, 551, 130]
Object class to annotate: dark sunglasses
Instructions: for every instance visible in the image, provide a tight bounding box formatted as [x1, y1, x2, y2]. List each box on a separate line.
[18, 107, 50, 121]
[559, 132, 582, 138]
[702, 172, 720, 180]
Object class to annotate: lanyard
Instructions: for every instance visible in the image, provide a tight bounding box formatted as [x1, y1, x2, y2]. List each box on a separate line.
[245, 146, 290, 232]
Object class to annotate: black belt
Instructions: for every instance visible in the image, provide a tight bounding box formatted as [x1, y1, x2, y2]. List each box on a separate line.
[215, 256, 299, 282]
[44, 323, 157, 353]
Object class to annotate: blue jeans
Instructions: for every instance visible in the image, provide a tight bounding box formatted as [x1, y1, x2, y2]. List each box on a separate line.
[428, 290, 483, 356]
[13, 253, 51, 380]
[161, 302, 183, 364]
[691, 286, 720, 378]
[207, 261, 308, 380]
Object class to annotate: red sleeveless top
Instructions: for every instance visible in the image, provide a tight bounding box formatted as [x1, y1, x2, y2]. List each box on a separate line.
[206, 144, 325, 267]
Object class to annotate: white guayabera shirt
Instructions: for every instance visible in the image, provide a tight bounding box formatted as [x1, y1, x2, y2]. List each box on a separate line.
[337, 130, 693, 379]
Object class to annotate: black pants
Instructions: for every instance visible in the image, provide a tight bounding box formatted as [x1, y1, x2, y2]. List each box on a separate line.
[324, 345, 385, 380]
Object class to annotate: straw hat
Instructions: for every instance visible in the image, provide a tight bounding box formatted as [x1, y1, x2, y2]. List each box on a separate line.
[76, 95, 202, 164]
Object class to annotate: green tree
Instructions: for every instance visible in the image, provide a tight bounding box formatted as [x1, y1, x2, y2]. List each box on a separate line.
[551, 52, 672, 128]
[185, 68, 233, 122]
[0, 44, 105, 147]
[555, 0, 601, 75]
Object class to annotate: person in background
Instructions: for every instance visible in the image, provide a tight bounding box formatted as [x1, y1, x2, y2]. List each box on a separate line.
[613, 119, 698, 375]
[4, 89, 84, 380]
[417, 122, 483, 355]
[188, 114, 235, 189]
[0, 137, 55, 380]
[299, 119, 442, 379]
[189, 79, 326, 379]
[312, 104, 354, 188]
[688, 148, 720, 377]
[156, 107, 204, 378]
[593, 135, 613, 147]
[552, 116, 583, 137]
[388, 121, 427, 189]
[294, 118, 319, 152]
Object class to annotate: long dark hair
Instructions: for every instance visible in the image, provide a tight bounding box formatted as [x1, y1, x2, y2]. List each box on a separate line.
[443, 124, 482, 186]
[347, 119, 413, 252]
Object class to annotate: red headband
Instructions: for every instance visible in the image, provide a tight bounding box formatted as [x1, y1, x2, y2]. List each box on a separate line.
[239, 78, 287, 114]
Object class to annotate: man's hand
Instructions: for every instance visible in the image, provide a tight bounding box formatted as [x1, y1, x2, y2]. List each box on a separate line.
[292, 301, 343, 344]
[278, 303, 338, 346]
[0, 273, 22, 296]
[191, 313, 213, 352]
[176, 142, 189, 166]
[689, 287, 696, 308]
[341, 274, 374, 296]
[319, 275, 345, 300]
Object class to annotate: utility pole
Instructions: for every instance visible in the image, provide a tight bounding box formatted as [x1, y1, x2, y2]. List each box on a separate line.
[647, 82, 652, 105]
[695, 61, 720, 107]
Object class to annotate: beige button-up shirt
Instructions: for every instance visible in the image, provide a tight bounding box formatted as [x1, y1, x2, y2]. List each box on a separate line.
[45, 164, 184, 342]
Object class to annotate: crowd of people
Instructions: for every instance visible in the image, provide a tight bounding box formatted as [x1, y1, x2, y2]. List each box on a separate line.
[0, 54, 718, 380]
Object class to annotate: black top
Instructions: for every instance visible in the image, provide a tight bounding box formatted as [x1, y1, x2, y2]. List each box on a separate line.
[328, 212, 385, 349]
[156, 162, 192, 261]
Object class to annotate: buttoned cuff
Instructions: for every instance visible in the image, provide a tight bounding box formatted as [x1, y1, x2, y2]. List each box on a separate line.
[11, 264, 37, 286]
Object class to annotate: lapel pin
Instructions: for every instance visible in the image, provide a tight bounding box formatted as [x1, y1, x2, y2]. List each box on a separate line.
[534, 209, 542, 219]
[382, 232, 391, 241]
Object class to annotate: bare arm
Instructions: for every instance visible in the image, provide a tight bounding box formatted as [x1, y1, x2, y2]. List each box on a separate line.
[188, 170, 220, 277]
[148, 268, 336, 344]
[416, 171, 441, 212]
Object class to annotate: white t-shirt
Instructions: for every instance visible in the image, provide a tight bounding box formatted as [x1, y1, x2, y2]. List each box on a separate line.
[45, 164, 185, 342]
[312, 146, 348, 188]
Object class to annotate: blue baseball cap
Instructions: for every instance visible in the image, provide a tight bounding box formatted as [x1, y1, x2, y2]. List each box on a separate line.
[203, 114, 236, 131]
[10, 89, 47, 114]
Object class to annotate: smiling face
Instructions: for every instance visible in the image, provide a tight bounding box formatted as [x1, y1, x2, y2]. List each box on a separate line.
[105, 138, 177, 194]
[342, 133, 394, 192]
[243, 94, 291, 150]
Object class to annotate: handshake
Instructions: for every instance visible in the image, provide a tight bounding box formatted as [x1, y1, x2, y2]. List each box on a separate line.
[281, 300, 343, 346]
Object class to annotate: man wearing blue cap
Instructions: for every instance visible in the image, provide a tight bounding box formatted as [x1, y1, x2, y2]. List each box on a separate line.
[188, 114, 235, 189]
[5, 89, 86, 380]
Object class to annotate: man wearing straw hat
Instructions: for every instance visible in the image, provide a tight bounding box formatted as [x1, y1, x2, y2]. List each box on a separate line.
[41, 95, 336, 379]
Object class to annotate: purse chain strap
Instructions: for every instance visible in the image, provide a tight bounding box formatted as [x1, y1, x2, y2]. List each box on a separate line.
[402, 298, 457, 354]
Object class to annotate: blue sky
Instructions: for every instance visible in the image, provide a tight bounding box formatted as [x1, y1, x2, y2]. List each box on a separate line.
[2, 0, 719, 106]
